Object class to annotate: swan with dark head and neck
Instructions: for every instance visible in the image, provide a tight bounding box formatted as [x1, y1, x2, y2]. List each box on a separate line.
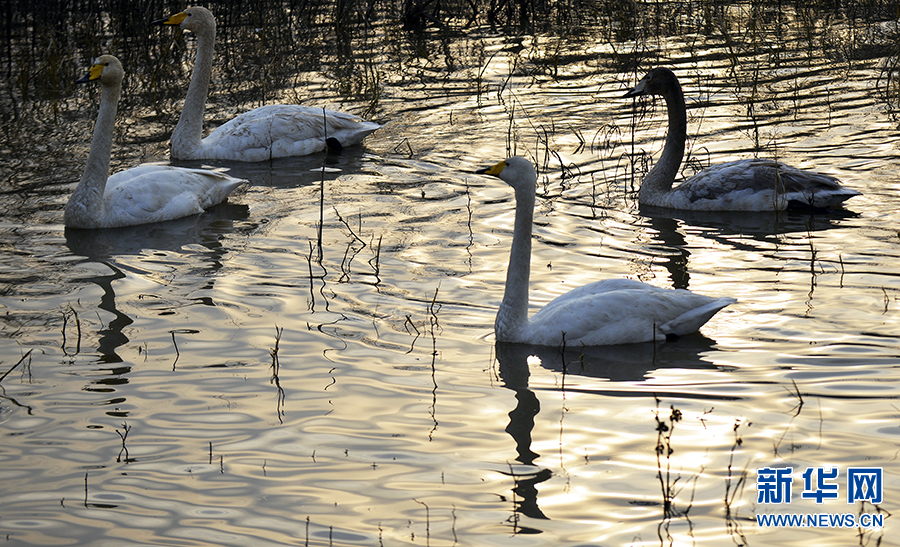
[477, 156, 735, 346]
[65, 55, 245, 229]
[623, 67, 860, 212]
[152, 6, 381, 162]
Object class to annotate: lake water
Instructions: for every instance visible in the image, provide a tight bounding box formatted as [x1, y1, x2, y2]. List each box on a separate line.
[1, 2, 899, 545]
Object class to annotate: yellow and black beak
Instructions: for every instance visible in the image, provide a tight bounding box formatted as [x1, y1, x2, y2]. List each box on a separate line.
[475, 160, 507, 177]
[151, 11, 189, 26]
[75, 61, 104, 84]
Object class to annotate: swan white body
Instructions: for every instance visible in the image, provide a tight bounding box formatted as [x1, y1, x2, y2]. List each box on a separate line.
[624, 67, 861, 211]
[155, 7, 381, 162]
[478, 157, 735, 346]
[65, 55, 245, 229]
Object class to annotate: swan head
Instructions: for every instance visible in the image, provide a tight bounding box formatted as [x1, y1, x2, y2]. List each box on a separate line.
[75, 55, 123, 87]
[152, 6, 215, 33]
[623, 67, 680, 98]
[476, 156, 537, 191]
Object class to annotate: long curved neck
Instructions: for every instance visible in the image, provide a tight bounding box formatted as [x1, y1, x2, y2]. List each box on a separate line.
[171, 25, 215, 154]
[641, 80, 687, 200]
[496, 183, 535, 336]
[68, 80, 120, 224]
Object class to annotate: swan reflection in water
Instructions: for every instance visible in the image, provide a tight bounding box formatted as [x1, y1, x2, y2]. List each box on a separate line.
[63, 202, 250, 403]
[493, 336, 722, 529]
[65, 202, 250, 259]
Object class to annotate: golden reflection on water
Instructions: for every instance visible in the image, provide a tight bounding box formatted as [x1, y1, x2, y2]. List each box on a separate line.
[1, 2, 900, 546]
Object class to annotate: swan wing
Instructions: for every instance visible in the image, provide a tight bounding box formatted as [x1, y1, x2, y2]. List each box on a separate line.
[525, 280, 733, 346]
[540, 278, 654, 310]
[99, 165, 245, 228]
[202, 104, 381, 162]
[668, 159, 860, 211]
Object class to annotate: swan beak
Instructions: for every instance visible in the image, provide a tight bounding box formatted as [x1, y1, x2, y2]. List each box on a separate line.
[476, 160, 507, 176]
[623, 79, 647, 98]
[152, 11, 188, 26]
[76, 62, 104, 84]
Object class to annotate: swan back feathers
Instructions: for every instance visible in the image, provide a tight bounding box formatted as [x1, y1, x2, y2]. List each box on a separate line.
[648, 159, 862, 211]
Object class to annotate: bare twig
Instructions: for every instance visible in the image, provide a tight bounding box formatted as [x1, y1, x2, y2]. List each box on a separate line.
[0, 349, 32, 383]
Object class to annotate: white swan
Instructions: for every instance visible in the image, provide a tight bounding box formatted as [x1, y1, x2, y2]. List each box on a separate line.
[623, 67, 861, 211]
[153, 6, 381, 162]
[65, 55, 246, 230]
[477, 156, 735, 346]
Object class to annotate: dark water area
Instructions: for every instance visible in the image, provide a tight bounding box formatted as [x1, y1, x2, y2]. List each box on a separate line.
[2, 1, 900, 545]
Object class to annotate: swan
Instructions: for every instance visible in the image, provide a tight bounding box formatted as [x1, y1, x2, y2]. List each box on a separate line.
[476, 156, 735, 346]
[65, 55, 246, 230]
[153, 6, 381, 162]
[623, 67, 861, 211]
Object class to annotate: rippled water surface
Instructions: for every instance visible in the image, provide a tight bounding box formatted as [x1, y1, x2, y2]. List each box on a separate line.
[2, 2, 900, 545]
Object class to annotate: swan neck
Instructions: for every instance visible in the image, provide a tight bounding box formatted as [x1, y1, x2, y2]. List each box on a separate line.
[496, 183, 534, 336]
[172, 26, 215, 156]
[642, 81, 687, 199]
[68, 81, 120, 223]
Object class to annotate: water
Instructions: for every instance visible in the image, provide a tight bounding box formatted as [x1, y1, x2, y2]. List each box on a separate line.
[2, 2, 900, 545]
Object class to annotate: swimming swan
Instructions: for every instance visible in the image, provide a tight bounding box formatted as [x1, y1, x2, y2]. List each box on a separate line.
[65, 55, 245, 229]
[477, 156, 735, 346]
[623, 67, 861, 211]
[153, 6, 381, 162]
